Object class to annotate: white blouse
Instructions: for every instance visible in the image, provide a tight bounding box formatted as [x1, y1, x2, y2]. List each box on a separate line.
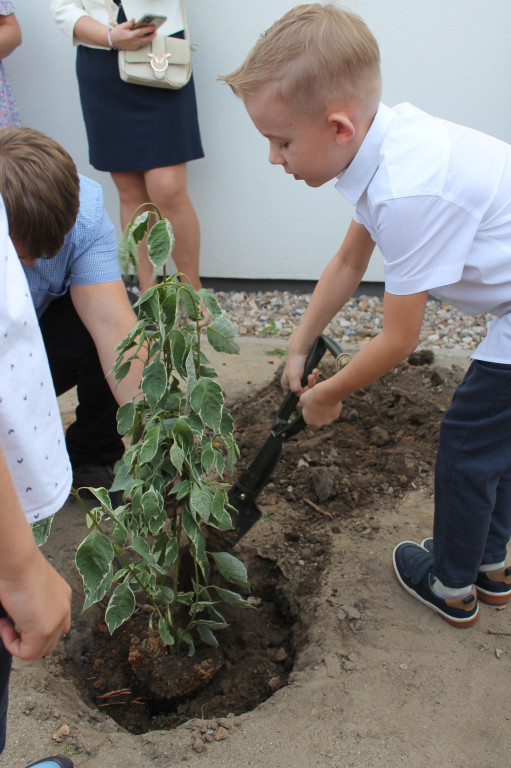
[51, 0, 184, 46]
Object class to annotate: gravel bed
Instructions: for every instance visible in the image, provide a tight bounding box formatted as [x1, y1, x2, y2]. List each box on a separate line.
[215, 290, 491, 352]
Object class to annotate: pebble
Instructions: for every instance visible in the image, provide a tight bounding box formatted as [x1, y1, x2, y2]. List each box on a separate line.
[214, 290, 491, 351]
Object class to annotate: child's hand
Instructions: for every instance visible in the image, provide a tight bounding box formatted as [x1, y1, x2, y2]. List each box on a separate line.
[0, 551, 71, 661]
[281, 351, 308, 394]
[298, 381, 343, 427]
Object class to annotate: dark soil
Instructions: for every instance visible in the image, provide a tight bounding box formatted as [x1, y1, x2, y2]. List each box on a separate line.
[60, 351, 462, 735]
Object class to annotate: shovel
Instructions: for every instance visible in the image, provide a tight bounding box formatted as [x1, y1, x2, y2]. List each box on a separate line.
[228, 334, 346, 539]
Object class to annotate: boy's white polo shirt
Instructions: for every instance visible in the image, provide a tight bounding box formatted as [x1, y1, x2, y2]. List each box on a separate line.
[335, 102, 511, 364]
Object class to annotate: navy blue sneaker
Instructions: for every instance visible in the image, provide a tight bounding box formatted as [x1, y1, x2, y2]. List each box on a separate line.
[26, 757, 74, 768]
[393, 541, 479, 627]
[421, 537, 511, 606]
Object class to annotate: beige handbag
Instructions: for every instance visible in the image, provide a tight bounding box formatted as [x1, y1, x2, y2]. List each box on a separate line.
[118, 0, 193, 89]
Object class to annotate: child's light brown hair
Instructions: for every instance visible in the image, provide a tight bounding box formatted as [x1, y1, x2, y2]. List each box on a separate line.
[221, 3, 381, 114]
[0, 127, 80, 258]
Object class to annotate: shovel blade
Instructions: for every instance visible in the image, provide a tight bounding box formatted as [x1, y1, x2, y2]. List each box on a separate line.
[228, 488, 263, 540]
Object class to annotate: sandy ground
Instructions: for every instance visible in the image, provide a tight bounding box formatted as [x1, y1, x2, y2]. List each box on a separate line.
[4, 337, 511, 768]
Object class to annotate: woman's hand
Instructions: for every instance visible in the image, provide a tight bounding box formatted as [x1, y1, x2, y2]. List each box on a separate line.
[110, 19, 157, 51]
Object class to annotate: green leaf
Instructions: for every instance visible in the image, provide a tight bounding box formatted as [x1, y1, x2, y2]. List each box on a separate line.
[190, 377, 224, 433]
[213, 449, 225, 477]
[196, 625, 218, 647]
[83, 566, 113, 611]
[179, 284, 201, 319]
[130, 536, 166, 573]
[197, 288, 222, 320]
[210, 490, 233, 531]
[225, 439, 240, 474]
[76, 530, 114, 595]
[105, 582, 136, 634]
[182, 508, 203, 549]
[117, 401, 136, 435]
[131, 211, 151, 243]
[168, 329, 186, 378]
[118, 230, 138, 275]
[220, 406, 234, 436]
[32, 515, 54, 547]
[173, 417, 195, 452]
[210, 552, 250, 590]
[142, 358, 167, 410]
[170, 442, 184, 473]
[114, 360, 131, 384]
[162, 292, 178, 330]
[159, 618, 175, 646]
[140, 487, 163, 522]
[213, 585, 251, 608]
[206, 316, 240, 355]
[190, 484, 213, 523]
[147, 218, 175, 270]
[76, 486, 113, 512]
[185, 348, 198, 399]
[201, 442, 215, 473]
[139, 425, 161, 464]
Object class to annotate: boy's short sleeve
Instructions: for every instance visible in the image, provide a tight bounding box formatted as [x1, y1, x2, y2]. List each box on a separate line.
[373, 195, 480, 296]
[67, 205, 121, 287]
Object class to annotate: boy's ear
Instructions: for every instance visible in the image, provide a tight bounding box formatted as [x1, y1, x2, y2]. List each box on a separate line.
[328, 112, 355, 146]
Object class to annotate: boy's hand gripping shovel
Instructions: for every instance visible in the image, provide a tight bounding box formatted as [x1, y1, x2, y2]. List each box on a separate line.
[228, 335, 346, 540]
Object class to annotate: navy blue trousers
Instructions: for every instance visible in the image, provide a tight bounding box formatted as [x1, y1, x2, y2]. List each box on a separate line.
[434, 360, 511, 587]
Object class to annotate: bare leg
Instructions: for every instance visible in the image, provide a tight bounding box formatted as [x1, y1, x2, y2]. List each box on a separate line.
[110, 170, 155, 292]
[144, 164, 202, 291]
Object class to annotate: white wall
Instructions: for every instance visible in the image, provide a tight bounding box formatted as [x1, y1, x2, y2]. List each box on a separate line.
[6, 1, 511, 282]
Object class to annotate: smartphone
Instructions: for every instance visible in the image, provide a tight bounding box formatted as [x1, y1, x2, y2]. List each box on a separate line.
[132, 14, 167, 30]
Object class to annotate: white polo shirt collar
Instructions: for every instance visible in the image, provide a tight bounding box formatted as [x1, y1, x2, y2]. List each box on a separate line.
[335, 103, 396, 205]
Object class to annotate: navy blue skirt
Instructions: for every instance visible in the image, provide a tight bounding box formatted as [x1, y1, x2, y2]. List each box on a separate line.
[76, 43, 204, 172]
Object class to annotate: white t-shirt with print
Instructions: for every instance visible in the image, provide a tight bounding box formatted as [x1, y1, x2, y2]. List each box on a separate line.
[0, 201, 71, 523]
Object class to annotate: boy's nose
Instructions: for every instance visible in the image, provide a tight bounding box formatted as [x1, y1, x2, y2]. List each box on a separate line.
[268, 146, 284, 166]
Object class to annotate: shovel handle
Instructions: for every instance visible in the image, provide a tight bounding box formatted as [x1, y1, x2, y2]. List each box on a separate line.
[272, 334, 344, 439]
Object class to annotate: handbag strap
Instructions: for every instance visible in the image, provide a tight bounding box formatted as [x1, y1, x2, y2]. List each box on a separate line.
[105, 0, 119, 27]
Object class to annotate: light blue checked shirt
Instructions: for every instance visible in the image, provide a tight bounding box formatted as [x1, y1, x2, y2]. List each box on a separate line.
[22, 175, 121, 318]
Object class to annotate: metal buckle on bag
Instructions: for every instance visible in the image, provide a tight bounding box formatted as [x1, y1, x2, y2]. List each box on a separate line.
[147, 52, 171, 78]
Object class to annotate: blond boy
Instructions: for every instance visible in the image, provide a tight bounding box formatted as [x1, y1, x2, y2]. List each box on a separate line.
[222, 4, 511, 628]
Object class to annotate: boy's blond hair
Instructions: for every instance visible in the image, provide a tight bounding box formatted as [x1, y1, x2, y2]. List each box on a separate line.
[221, 3, 381, 114]
[0, 127, 79, 259]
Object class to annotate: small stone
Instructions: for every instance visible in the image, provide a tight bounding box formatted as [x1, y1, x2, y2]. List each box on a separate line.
[370, 426, 390, 446]
[193, 739, 207, 753]
[52, 724, 70, 742]
[247, 595, 262, 607]
[273, 647, 288, 662]
[495, 648, 503, 659]
[214, 727, 229, 741]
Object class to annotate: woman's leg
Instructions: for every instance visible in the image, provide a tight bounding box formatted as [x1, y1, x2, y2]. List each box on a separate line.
[110, 170, 155, 292]
[144, 164, 202, 291]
